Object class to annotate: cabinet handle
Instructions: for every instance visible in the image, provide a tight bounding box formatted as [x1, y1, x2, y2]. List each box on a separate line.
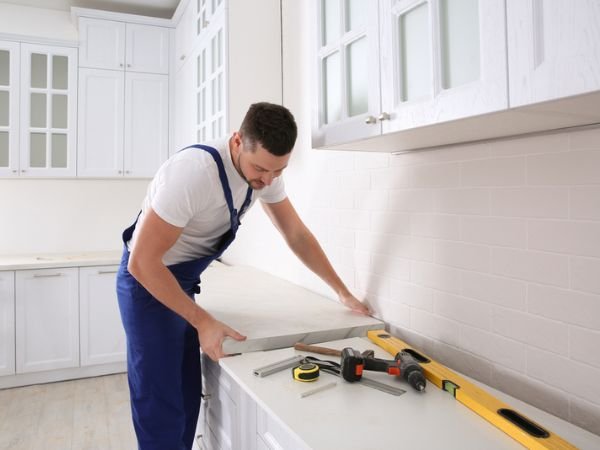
[21, 169, 26, 173]
[118, 170, 122, 174]
[119, 63, 124, 67]
[378, 112, 391, 121]
[364, 115, 377, 125]
[203, 20, 210, 27]
[12, 170, 17, 173]
[33, 273, 63, 278]
[127, 64, 131, 68]
[180, 54, 186, 60]
[125, 170, 131, 174]
[98, 270, 118, 275]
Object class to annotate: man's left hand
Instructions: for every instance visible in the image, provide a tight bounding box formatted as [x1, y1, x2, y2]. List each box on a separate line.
[339, 292, 371, 315]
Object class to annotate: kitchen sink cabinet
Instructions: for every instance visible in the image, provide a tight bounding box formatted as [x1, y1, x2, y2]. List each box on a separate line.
[15, 268, 79, 373]
[0, 271, 15, 376]
[79, 265, 126, 366]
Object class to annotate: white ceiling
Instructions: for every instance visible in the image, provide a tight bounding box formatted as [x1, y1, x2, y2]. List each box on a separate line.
[1, 0, 180, 18]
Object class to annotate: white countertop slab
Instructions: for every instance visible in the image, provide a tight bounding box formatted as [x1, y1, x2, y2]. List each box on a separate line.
[0, 250, 122, 270]
[196, 263, 383, 354]
[220, 337, 600, 450]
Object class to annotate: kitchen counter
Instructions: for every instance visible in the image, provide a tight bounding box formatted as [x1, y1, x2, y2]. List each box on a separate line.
[218, 337, 600, 450]
[0, 250, 122, 270]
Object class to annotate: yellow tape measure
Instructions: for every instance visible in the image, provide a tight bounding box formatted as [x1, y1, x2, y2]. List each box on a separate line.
[292, 363, 320, 382]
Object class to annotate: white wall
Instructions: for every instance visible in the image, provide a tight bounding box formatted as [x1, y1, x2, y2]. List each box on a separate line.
[0, 179, 148, 254]
[224, 0, 600, 436]
[0, 3, 77, 43]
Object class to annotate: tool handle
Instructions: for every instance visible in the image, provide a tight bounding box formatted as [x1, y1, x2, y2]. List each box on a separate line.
[363, 356, 397, 373]
[294, 343, 342, 357]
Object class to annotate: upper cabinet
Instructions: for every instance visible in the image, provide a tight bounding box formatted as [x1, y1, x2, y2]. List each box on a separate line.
[0, 41, 19, 177]
[78, 17, 169, 74]
[507, 0, 600, 107]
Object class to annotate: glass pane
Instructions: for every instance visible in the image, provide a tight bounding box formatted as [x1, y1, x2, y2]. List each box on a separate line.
[51, 133, 67, 168]
[201, 87, 206, 122]
[52, 55, 68, 89]
[52, 94, 68, 128]
[217, 73, 222, 112]
[218, 117, 223, 137]
[345, 0, 367, 32]
[30, 133, 46, 167]
[211, 35, 217, 72]
[217, 30, 222, 68]
[197, 91, 202, 124]
[0, 50, 9, 86]
[323, 52, 341, 124]
[201, 49, 206, 83]
[0, 90, 8, 126]
[31, 53, 47, 89]
[400, 4, 431, 102]
[0, 131, 8, 167]
[440, 0, 480, 89]
[322, 0, 341, 46]
[211, 78, 217, 114]
[347, 37, 368, 117]
[30, 93, 47, 127]
[197, 55, 201, 87]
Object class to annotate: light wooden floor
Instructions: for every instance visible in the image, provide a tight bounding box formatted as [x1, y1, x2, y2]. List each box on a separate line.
[0, 373, 137, 450]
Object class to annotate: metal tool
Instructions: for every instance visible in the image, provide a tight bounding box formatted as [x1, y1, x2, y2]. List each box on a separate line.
[253, 355, 305, 377]
[359, 376, 406, 396]
[299, 381, 336, 398]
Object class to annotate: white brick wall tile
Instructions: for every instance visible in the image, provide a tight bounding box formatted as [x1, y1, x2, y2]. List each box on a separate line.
[370, 167, 410, 190]
[461, 271, 527, 310]
[360, 234, 432, 261]
[528, 150, 600, 185]
[406, 236, 434, 261]
[331, 189, 354, 209]
[433, 341, 493, 385]
[354, 190, 388, 211]
[570, 186, 600, 220]
[570, 327, 600, 369]
[491, 133, 569, 156]
[528, 284, 600, 329]
[336, 209, 371, 230]
[390, 280, 434, 311]
[570, 398, 600, 436]
[389, 189, 434, 213]
[492, 307, 569, 354]
[390, 142, 490, 166]
[434, 292, 492, 330]
[369, 254, 410, 281]
[370, 212, 411, 235]
[433, 188, 490, 215]
[492, 248, 569, 287]
[356, 270, 390, 300]
[460, 216, 527, 248]
[410, 309, 460, 347]
[569, 126, 600, 151]
[410, 214, 461, 240]
[354, 151, 390, 169]
[491, 187, 569, 218]
[371, 299, 410, 328]
[330, 228, 354, 248]
[325, 151, 355, 172]
[491, 366, 570, 419]
[459, 326, 527, 372]
[355, 231, 383, 252]
[571, 256, 600, 295]
[528, 349, 600, 405]
[411, 261, 462, 294]
[460, 157, 526, 186]
[434, 240, 490, 271]
[411, 162, 460, 188]
[337, 172, 370, 190]
[340, 247, 371, 271]
[528, 220, 600, 257]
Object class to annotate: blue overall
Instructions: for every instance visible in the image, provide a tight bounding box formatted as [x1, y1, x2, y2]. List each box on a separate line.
[116, 145, 252, 450]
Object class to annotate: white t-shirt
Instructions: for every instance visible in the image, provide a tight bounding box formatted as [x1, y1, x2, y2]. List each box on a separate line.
[128, 138, 287, 266]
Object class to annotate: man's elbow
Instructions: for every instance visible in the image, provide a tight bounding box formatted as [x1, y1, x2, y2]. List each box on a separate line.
[127, 252, 144, 280]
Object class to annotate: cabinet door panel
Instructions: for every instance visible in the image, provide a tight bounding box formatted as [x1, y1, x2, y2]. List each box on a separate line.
[124, 72, 168, 177]
[15, 268, 79, 373]
[79, 266, 125, 366]
[126, 24, 170, 75]
[507, 0, 600, 107]
[77, 68, 125, 177]
[79, 18, 126, 70]
[175, 0, 195, 73]
[0, 271, 15, 376]
[174, 54, 195, 155]
[0, 41, 20, 177]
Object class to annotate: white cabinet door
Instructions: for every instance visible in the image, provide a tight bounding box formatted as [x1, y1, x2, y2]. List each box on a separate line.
[15, 268, 79, 373]
[19, 44, 77, 177]
[126, 23, 170, 75]
[0, 40, 20, 178]
[0, 271, 15, 376]
[174, 54, 195, 154]
[175, 0, 195, 73]
[312, 0, 382, 148]
[77, 68, 125, 177]
[380, 0, 508, 133]
[79, 17, 126, 71]
[124, 72, 169, 177]
[79, 266, 125, 366]
[507, 0, 600, 107]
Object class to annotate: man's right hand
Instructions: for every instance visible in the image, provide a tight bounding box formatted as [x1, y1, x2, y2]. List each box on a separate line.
[196, 314, 246, 361]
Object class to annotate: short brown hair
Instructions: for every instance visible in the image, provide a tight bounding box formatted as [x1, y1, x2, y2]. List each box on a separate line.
[239, 102, 297, 156]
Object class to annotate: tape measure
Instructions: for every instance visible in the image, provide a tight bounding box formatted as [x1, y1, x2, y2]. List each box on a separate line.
[292, 363, 320, 382]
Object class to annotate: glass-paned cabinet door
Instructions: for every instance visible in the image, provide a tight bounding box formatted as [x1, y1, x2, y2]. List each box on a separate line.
[380, 0, 507, 133]
[195, 0, 225, 38]
[20, 44, 77, 176]
[313, 0, 381, 148]
[195, 24, 226, 142]
[0, 41, 20, 177]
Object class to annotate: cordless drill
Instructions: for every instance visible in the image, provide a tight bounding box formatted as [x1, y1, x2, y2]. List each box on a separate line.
[340, 347, 426, 392]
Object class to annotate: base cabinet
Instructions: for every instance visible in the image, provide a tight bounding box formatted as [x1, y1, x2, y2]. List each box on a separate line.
[0, 271, 15, 376]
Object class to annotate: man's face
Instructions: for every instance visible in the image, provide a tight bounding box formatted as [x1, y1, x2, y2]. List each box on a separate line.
[236, 139, 291, 190]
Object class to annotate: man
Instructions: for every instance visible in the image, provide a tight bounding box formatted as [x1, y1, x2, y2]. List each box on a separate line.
[117, 102, 369, 449]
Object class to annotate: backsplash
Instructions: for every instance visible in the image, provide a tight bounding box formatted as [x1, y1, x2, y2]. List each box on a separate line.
[227, 125, 600, 435]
